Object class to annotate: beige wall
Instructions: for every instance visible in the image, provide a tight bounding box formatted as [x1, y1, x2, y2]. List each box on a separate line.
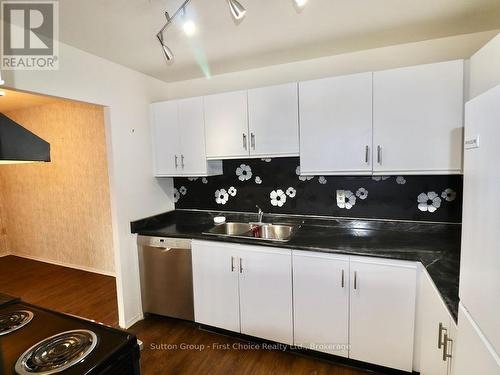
[0, 101, 115, 275]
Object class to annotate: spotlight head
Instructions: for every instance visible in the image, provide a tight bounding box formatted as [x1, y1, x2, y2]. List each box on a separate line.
[157, 33, 174, 62]
[294, 0, 308, 7]
[227, 0, 246, 20]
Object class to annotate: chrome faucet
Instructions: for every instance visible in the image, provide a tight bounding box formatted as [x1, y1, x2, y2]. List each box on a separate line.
[256, 205, 264, 223]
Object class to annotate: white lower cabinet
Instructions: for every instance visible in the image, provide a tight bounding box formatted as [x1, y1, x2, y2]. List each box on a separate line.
[418, 269, 456, 375]
[349, 257, 417, 372]
[238, 245, 293, 345]
[193, 242, 419, 371]
[192, 241, 240, 332]
[293, 251, 349, 357]
[192, 241, 293, 345]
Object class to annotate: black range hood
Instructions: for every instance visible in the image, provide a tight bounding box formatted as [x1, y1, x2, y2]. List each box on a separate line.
[0, 113, 50, 163]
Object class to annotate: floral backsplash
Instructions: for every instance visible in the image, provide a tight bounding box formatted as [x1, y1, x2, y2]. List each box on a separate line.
[173, 157, 463, 223]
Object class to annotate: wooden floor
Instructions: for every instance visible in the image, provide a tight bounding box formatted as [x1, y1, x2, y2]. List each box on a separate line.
[0, 255, 382, 375]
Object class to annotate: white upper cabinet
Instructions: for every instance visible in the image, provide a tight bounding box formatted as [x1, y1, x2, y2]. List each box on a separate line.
[373, 60, 464, 175]
[150, 100, 222, 177]
[293, 251, 349, 357]
[349, 257, 417, 372]
[248, 83, 299, 157]
[151, 101, 181, 176]
[299, 72, 373, 175]
[204, 90, 249, 159]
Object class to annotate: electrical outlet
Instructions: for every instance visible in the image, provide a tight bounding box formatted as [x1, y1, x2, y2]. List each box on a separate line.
[336, 190, 345, 205]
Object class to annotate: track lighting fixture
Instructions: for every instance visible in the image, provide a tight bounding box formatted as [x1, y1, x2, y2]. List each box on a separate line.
[156, 0, 308, 66]
[294, 0, 308, 7]
[227, 0, 246, 21]
[157, 32, 174, 62]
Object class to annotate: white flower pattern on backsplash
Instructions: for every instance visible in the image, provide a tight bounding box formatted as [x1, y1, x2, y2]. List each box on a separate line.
[396, 176, 406, 185]
[356, 187, 368, 200]
[215, 189, 229, 205]
[255, 176, 262, 184]
[337, 190, 356, 210]
[441, 188, 456, 202]
[318, 176, 327, 184]
[286, 187, 296, 198]
[187, 177, 198, 182]
[173, 188, 180, 203]
[372, 176, 390, 182]
[261, 158, 272, 162]
[236, 164, 252, 181]
[417, 192, 441, 213]
[179, 186, 187, 195]
[228, 186, 237, 197]
[296, 166, 314, 181]
[202, 177, 208, 184]
[270, 189, 287, 207]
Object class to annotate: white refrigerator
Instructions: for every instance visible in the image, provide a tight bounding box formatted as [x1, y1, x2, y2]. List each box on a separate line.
[454, 84, 500, 374]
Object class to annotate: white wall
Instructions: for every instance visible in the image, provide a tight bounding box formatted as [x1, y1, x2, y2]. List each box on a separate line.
[469, 33, 500, 99]
[165, 31, 497, 99]
[3, 41, 174, 328]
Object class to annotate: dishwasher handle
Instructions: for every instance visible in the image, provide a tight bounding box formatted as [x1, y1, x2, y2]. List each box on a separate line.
[137, 235, 192, 250]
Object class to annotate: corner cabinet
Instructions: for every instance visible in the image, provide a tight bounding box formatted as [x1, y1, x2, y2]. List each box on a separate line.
[204, 84, 299, 160]
[150, 99, 222, 177]
[373, 60, 464, 175]
[192, 241, 293, 345]
[417, 269, 457, 375]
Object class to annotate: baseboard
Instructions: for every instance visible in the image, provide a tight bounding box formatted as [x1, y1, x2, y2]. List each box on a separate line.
[123, 313, 144, 329]
[12, 253, 116, 277]
[0, 251, 10, 257]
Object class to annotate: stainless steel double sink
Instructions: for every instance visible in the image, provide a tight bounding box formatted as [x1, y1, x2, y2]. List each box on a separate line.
[203, 222, 299, 242]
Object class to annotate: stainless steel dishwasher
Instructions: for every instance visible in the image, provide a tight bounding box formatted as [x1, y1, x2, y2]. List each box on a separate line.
[137, 235, 194, 321]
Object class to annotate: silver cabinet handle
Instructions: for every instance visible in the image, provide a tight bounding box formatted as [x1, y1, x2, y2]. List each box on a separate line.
[243, 133, 247, 150]
[231, 256, 235, 272]
[251, 132, 255, 150]
[365, 145, 369, 164]
[442, 333, 452, 361]
[438, 322, 448, 349]
[354, 271, 357, 290]
[377, 145, 382, 164]
[341, 269, 345, 288]
[181, 154, 185, 168]
[174, 155, 178, 168]
[239, 258, 243, 273]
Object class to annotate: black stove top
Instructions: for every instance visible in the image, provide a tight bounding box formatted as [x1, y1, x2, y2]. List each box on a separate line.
[0, 302, 140, 375]
[0, 293, 20, 308]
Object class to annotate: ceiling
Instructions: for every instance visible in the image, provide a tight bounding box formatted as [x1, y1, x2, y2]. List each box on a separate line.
[0, 90, 61, 112]
[57, 0, 500, 82]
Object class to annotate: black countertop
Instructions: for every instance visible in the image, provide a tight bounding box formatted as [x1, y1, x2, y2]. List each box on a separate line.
[131, 209, 461, 321]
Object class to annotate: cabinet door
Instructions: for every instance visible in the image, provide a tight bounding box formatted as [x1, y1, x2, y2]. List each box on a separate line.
[204, 91, 249, 159]
[373, 60, 464, 174]
[151, 101, 181, 176]
[454, 304, 500, 375]
[419, 270, 452, 375]
[248, 83, 299, 157]
[238, 245, 293, 345]
[299, 72, 373, 175]
[293, 251, 349, 357]
[178, 97, 208, 175]
[350, 257, 417, 372]
[191, 241, 240, 332]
